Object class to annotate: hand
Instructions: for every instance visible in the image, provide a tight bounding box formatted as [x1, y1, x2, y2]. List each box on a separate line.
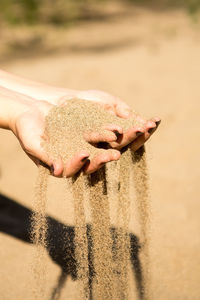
[11, 99, 120, 177]
[0, 70, 160, 174]
[0, 70, 160, 152]
[0, 71, 161, 152]
[57, 89, 161, 151]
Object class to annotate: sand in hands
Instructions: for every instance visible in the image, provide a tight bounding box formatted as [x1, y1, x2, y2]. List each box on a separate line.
[31, 98, 151, 300]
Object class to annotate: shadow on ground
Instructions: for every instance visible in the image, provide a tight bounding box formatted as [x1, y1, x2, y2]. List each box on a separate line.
[0, 193, 144, 300]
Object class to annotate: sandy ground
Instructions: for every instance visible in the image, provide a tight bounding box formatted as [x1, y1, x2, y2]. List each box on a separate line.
[0, 4, 200, 300]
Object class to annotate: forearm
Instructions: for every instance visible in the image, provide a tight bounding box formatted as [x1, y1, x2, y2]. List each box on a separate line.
[0, 86, 33, 131]
[0, 69, 76, 104]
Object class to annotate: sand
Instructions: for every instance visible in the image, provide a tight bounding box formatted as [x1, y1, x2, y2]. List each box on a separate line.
[43, 98, 139, 162]
[71, 173, 89, 299]
[31, 165, 48, 299]
[30, 99, 150, 300]
[1, 5, 200, 300]
[132, 147, 151, 299]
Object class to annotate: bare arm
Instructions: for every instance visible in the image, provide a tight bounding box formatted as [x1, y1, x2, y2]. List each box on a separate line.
[0, 69, 132, 118]
[0, 69, 76, 104]
[0, 85, 33, 130]
[0, 70, 161, 164]
[0, 86, 121, 177]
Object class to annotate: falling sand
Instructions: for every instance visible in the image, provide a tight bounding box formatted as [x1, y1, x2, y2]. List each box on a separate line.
[31, 165, 48, 299]
[31, 99, 151, 300]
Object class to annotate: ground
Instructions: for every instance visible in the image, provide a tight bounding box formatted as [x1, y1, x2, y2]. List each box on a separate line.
[0, 3, 200, 299]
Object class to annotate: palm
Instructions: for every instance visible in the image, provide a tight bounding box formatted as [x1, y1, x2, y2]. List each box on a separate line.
[14, 92, 160, 178]
[14, 100, 120, 177]
[15, 101, 52, 166]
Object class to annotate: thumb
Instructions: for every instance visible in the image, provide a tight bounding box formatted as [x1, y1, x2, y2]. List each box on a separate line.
[26, 143, 64, 177]
[23, 139, 53, 171]
[27, 147, 52, 169]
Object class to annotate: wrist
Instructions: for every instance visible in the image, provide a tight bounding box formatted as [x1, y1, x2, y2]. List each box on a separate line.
[38, 86, 78, 105]
[0, 69, 77, 105]
[0, 87, 34, 133]
[9, 99, 32, 134]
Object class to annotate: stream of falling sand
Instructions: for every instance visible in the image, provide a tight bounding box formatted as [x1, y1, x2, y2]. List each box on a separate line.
[132, 146, 151, 300]
[31, 100, 151, 300]
[31, 165, 48, 300]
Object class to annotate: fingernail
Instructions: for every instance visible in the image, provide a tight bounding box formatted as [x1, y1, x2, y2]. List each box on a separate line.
[50, 165, 54, 175]
[114, 130, 121, 138]
[136, 131, 144, 137]
[39, 160, 50, 170]
[148, 127, 156, 134]
[81, 156, 89, 163]
[156, 120, 161, 126]
[99, 162, 105, 167]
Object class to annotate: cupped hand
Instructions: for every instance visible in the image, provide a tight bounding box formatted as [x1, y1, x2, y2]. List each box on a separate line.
[12, 100, 121, 177]
[57, 89, 161, 152]
[23, 85, 161, 151]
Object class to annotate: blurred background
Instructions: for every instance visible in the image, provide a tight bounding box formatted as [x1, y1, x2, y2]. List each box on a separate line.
[0, 1, 200, 299]
[1, 0, 200, 25]
[1, 0, 200, 62]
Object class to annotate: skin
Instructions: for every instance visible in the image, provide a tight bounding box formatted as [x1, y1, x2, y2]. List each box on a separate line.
[0, 70, 161, 177]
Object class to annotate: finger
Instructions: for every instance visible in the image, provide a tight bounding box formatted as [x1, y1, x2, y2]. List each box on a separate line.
[24, 136, 66, 177]
[131, 118, 161, 151]
[84, 130, 117, 144]
[109, 126, 145, 150]
[51, 156, 64, 177]
[115, 102, 132, 119]
[24, 141, 57, 172]
[102, 103, 116, 115]
[150, 117, 161, 130]
[63, 151, 90, 178]
[135, 114, 147, 126]
[103, 124, 123, 135]
[35, 154, 63, 178]
[131, 120, 156, 151]
[84, 149, 120, 174]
